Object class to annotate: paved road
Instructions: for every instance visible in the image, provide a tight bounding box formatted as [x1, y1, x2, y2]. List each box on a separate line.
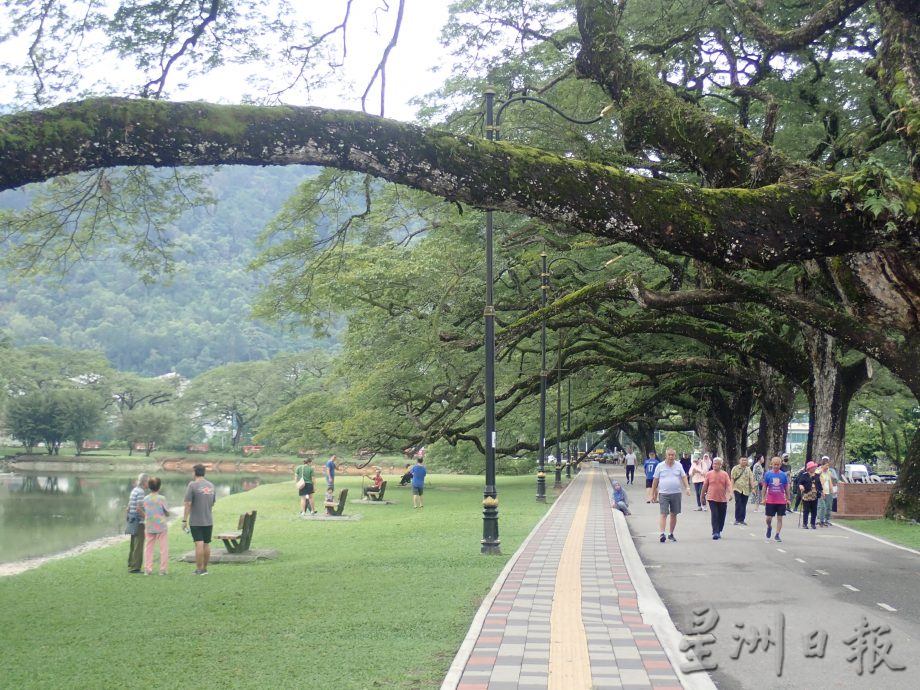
[606, 466, 919, 689]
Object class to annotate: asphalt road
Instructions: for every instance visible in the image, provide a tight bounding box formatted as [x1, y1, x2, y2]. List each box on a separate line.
[607, 467, 919, 690]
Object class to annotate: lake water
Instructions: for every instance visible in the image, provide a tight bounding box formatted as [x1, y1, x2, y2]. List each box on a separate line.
[0, 471, 285, 564]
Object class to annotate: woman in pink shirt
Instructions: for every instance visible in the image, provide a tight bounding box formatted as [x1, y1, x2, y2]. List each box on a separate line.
[701, 457, 733, 540]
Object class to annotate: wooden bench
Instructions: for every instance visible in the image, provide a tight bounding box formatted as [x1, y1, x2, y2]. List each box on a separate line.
[216, 511, 257, 553]
[364, 481, 388, 502]
[324, 488, 349, 516]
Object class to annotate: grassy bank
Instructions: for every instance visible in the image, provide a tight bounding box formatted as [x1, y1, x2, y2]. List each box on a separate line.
[837, 517, 920, 551]
[0, 473, 552, 689]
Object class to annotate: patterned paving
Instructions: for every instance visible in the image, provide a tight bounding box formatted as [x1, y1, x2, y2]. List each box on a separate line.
[449, 467, 683, 690]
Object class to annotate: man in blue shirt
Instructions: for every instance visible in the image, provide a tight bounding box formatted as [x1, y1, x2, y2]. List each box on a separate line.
[410, 457, 428, 508]
[643, 450, 660, 503]
[324, 454, 337, 490]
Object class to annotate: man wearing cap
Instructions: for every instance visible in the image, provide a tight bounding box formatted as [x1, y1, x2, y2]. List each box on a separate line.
[183, 464, 216, 576]
[797, 461, 823, 529]
[817, 457, 835, 526]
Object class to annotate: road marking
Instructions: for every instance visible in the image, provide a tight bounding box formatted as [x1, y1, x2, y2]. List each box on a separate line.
[877, 603, 897, 612]
[646, 565, 662, 568]
[795, 558, 806, 563]
[815, 569, 829, 575]
[776, 548, 786, 553]
[843, 584, 860, 592]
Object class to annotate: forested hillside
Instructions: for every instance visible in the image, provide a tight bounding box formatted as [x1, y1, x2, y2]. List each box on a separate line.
[0, 166, 325, 376]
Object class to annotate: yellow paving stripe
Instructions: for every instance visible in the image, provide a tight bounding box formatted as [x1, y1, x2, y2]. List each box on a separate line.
[548, 470, 594, 689]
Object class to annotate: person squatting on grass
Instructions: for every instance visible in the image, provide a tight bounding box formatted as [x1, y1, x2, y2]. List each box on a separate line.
[183, 464, 216, 576]
[143, 477, 169, 575]
[651, 448, 691, 543]
[126, 473, 148, 574]
[701, 457, 733, 540]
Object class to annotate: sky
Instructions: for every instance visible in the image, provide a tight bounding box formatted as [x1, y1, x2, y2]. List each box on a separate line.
[191, 0, 452, 122]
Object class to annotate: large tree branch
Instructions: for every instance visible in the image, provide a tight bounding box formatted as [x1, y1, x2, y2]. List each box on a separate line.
[6, 99, 916, 268]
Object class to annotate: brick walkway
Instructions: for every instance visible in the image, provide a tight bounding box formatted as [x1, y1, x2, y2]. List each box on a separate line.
[443, 465, 685, 690]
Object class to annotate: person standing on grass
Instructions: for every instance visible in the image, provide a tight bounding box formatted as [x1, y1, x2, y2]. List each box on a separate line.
[731, 456, 756, 526]
[643, 449, 660, 503]
[702, 457, 733, 540]
[624, 446, 637, 485]
[762, 456, 789, 543]
[410, 456, 427, 508]
[142, 477, 169, 576]
[651, 448, 691, 543]
[183, 464, 216, 576]
[817, 457, 835, 527]
[324, 454, 337, 491]
[126, 473, 148, 574]
[296, 458, 316, 515]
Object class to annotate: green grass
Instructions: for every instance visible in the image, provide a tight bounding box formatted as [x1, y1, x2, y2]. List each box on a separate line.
[0, 473, 550, 689]
[838, 518, 920, 551]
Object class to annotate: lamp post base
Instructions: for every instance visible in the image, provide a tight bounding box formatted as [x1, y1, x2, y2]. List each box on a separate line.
[481, 496, 501, 554]
[536, 472, 546, 502]
[554, 466, 562, 488]
[565, 462, 572, 479]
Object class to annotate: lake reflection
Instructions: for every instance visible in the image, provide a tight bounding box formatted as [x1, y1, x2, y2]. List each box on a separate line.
[0, 472, 283, 564]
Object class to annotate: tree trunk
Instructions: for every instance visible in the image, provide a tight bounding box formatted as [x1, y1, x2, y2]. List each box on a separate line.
[887, 427, 920, 519]
[695, 409, 724, 459]
[752, 362, 796, 460]
[802, 326, 872, 471]
[622, 421, 655, 460]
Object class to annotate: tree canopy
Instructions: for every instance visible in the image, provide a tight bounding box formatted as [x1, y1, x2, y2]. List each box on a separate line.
[1, 0, 919, 516]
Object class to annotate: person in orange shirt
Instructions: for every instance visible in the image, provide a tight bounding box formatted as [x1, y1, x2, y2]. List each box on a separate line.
[701, 457, 733, 540]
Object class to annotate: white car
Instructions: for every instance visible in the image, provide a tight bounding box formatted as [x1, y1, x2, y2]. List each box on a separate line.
[844, 463, 870, 482]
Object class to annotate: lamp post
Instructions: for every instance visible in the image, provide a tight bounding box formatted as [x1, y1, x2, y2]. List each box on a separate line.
[566, 376, 573, 476]
[481, 88, 500, 555]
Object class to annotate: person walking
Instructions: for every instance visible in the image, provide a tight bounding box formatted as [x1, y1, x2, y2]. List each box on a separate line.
[643, 450, 660, 503]
[689, 453, 711, 511]
[624, 446, 637, 485]
[611, 481, 630, 515]
[679, 452, 692, 477]
[296, 458, 316, 515]
[142, 477, 169, 576]
[324, 454, 337, 491]
[730, 456, 756, 525]
[817, 457, 835, 526]
[750, 456, 766, 512]
[762, 456, 789, 543]
[183, 464, 216, 576]
[410, 456, 427, 508]
[701, 457, 733, 540]
[797, 461, 822, 529]
[125, 473, 148, 574]
[651, 448, 691, 543]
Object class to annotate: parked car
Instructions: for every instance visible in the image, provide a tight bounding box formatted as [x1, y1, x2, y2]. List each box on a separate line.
[844, 463, 870, 482]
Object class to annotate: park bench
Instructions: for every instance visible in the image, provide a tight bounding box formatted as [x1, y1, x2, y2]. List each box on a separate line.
[216, 511, 257, 553]
[324, 488, 349, 516]
[364, 481, 387, 502]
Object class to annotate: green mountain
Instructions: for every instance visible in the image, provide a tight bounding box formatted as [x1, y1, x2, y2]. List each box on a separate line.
[0, 166, 324, 376]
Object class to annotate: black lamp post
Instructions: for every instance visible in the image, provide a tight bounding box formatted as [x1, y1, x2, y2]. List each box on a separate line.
[566, 376, 573, 476]
[480, 88, 500, 555]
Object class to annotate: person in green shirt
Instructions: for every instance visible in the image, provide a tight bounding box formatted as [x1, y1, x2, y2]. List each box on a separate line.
[296, 458, 317, 516]
[731, 456, 756, 526]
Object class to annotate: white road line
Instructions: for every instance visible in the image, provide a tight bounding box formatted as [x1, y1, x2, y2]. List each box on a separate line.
[843, 584, 860, 592]
[877, 603, 897, 612]
[815, 569, 829, 575]
[777, 548, 787, 553]
[795, 558, 806, 563]
[646, 565, 662, 568]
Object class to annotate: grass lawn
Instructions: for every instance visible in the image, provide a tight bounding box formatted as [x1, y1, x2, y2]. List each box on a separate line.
[837, 518, 920, 551]
[0, 472, 552, 689]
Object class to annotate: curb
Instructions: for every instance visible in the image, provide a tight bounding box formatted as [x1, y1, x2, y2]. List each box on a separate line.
[612, 506, 718, 690]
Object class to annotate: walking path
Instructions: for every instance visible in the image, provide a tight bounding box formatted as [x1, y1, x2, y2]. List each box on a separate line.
[442, 464, 713, 690]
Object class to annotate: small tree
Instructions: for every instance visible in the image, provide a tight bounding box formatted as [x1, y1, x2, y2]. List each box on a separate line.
[119, 406, 177, 457]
